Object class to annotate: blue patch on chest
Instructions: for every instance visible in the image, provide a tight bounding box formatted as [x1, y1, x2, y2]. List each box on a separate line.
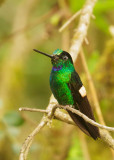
[52, 65, 63, 71]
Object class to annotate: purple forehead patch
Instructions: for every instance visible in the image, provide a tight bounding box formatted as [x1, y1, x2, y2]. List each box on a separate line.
[52, 65, 63, 71]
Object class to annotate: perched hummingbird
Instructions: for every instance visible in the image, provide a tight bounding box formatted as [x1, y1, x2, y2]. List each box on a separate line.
[33, 48, 100, 140]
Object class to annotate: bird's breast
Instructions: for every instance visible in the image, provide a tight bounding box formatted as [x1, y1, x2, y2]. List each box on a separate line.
[50, 69, 71, 83]
[49, 70, 74, 105]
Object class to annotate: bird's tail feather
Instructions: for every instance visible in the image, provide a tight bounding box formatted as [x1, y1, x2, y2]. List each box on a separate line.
[67, 96, 100, 140]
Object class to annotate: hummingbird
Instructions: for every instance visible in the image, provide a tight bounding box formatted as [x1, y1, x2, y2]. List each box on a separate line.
[33, 48, 100, 140]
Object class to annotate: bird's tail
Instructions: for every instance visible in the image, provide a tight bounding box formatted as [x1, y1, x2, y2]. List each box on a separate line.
[67, 96, 100, 140]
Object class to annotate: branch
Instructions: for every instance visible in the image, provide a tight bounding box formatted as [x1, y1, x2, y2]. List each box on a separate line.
[54, 109, 114, 150]
[19, 106, 57, 160]
[19, 107, 48, 113]
[19, 106, 114, 132]
[59, 10, 81, 32]
[19, 105, 114, 150]
[55, 110, 114, 150]
[69, 0, 97, 61]
[59, 105, 114, 132]
[19, 96, 58, 160]
[19, 117, 47, 160]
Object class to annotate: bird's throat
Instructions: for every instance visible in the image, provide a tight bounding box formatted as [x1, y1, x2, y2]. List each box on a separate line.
[52, 65, 63, 71]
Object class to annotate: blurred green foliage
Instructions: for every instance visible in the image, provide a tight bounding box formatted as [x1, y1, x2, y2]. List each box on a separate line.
[0, 0, 114, 160]
[3, 111, 24, 126]
[67, 134, 84, 160]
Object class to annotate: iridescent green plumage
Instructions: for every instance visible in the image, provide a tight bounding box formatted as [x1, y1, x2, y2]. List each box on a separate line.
[50, 53, 74, 104]
[50, 49, 82, 105]
[34, 48, 100, 140]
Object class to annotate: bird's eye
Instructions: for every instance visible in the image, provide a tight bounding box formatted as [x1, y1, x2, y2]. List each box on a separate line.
[63, 56, 68, 60]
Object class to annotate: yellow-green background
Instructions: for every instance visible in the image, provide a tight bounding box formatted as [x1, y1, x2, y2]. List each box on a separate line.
[0, 0, 114, 160]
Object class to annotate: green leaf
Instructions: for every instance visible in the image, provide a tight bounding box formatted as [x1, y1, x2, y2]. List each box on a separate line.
[3, 111, 24, 126]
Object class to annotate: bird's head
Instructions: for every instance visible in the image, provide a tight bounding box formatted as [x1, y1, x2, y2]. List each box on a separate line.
[33, 48, 73, 68]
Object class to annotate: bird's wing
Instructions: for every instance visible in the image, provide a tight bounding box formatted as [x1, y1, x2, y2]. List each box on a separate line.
[67, 71, 100, 139]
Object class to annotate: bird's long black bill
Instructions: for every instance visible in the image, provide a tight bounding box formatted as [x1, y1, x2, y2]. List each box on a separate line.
[33, 49, 53, 58]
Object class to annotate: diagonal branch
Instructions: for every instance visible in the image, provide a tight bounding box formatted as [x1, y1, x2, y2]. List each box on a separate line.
[70, 0, 97, 61]
[58, 105, 114, 132]
[19, 96, 58, 160]
[59, 10, 81, 32]
[19, 117, 47, 160]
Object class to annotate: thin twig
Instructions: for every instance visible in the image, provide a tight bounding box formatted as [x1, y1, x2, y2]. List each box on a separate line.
[19, 107, 48, 113]
[54, 109, 114, 149]
[58, 105, 114, 132]
[84, 37, 89, 45]
[19, 117, 47, 160]
[19, 96, 57, 160]
[55, 111, 114, 150]
[59, 10, 81, 32]
[70, 0, 97, 61]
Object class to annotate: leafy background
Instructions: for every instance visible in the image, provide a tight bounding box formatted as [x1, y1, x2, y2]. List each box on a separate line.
[0, 0, 114, 160]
